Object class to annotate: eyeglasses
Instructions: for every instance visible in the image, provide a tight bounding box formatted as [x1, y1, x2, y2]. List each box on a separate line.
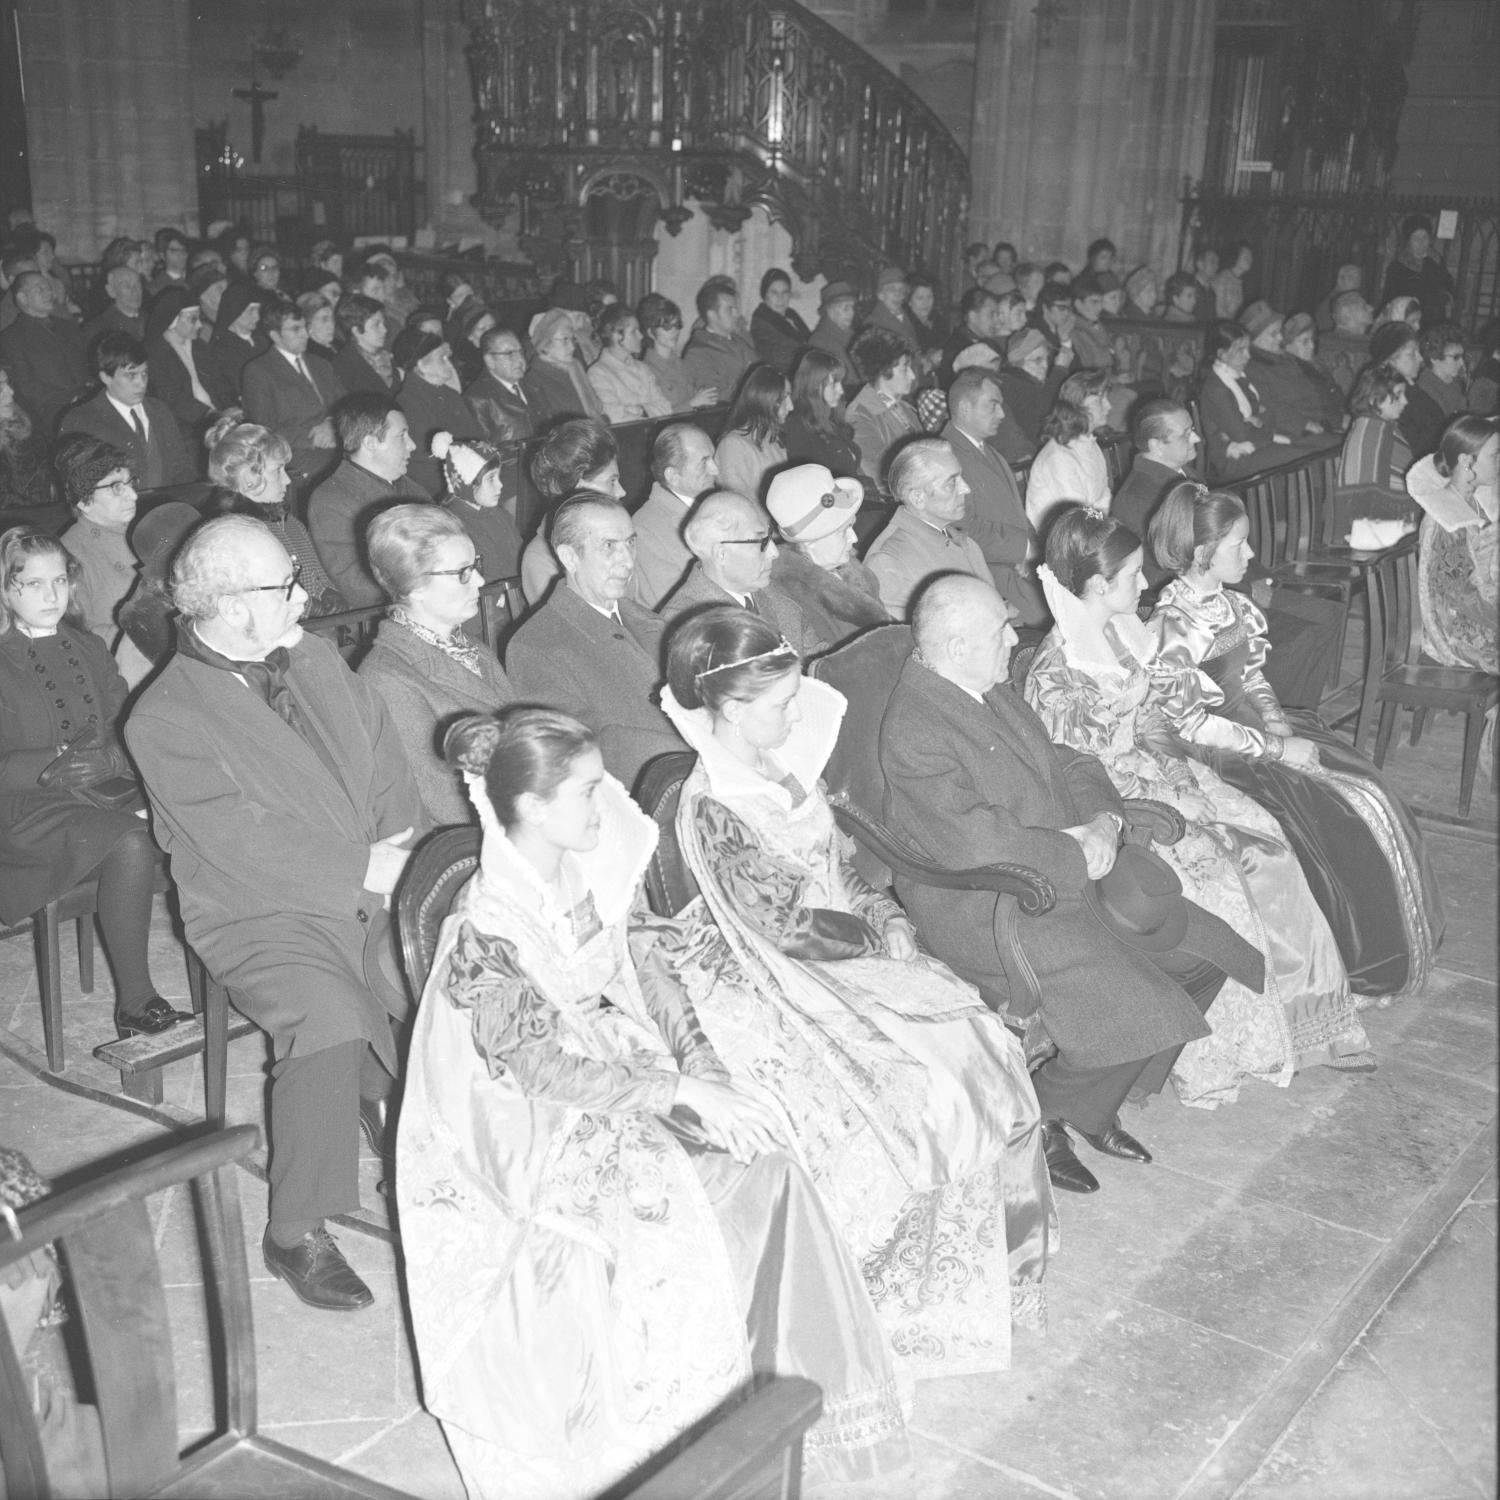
[424, 556, 484, 584]
[95, 478, 136, 499]
[487, 345, 524, 359]
[237, 566, 302, 601]
[721, 533, 776, 552]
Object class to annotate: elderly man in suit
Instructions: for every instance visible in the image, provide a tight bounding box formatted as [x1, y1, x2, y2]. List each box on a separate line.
[864, 437, 992, 619]
[0, 269, 88, 430]
[241, 298, 346, 486]
[82, 266, 147, 345]
[941, 369, 1047, 627]
[1114, 399, 1342, 707]
[60, 332, 196, 491]
[632, 422, 720, 609]
[879, 575, 1260, 1193]
[660, 489, 827, 657]
[307, 394, 430, 608]
[506, 495, 685, 789]
[127, 515, 424, 1311]
[464, 324, 535, 444]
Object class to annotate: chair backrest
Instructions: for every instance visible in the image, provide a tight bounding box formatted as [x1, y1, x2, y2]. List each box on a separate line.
[305, 600, 386, 662]
[0, 1127, 261, 1499]
[1368, 532, 1423, 674]
[395, 824, 482, 998]
[809, 624, 914, 887]
[477, 574, 526, 649]
[633, 751, 701, 917]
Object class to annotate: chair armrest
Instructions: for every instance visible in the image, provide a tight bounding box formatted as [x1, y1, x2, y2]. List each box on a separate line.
[1122, 797, 1185, 846]
[829, 799, 1056, 916]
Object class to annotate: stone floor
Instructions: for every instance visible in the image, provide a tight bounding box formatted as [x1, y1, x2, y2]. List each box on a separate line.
[1, 668, 1495, 1500]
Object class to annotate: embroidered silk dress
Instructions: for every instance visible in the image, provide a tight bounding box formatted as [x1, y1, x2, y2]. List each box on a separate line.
[1024, 608, 1367, 1108]
[661, 677, 1053, 1381]
[1150, 579, 1443, 1000]
[397, 774, 907, 1500]
[1405, 459, 1499, 674]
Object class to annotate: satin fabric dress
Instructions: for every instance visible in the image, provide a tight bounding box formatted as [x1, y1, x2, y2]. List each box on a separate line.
[1149, 580, 1444, 1000]
[1024, 623, 1366, 1106]
[662, 679, 1053, 1381]
[397, 775, 908, 1500]
[1405, 460, 1499, 674]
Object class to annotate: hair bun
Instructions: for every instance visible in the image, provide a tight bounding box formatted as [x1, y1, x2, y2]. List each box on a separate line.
[442, 714, 502, 774]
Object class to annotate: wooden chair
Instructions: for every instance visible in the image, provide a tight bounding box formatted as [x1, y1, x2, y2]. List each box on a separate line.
[635, 751, 704, 917]
[395, 825, 481, 998]
[304, 600, 386, 662]
[0, 1126, 417, 1500]
[476, 574, 526, 649]
[1355, 534, 1498, 817]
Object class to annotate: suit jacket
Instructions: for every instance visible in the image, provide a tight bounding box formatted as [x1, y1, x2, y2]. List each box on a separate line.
[80, 306, 145, 345]
[357, 615, 514, 826]
[681, 326, 757, 398]
[750, 304, 811, 373]
[125, 631, 423, 1065]
[307, 459, 432, 607]
[332, 340, 399, 398]
[660, 561, 828, 658]
[845, 385, 922, 486]
[241, 346, 346, 458]
[0, 313, 89, 431]
[997, 366, 1065, 449]
[942, 420, 1046, 624]
[464, 370, 535, 444]
[631, 482, 696, 609]
[878, 654, 1209, 1065]
[59, 391, 195, 489]
[1198, 366, 1281, 479]
[1111, 454, 1181, 588]
[505, 583, 683, 789]
[864, 504, 991, 620]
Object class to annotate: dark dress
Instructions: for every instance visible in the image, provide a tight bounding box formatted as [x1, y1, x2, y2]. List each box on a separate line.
[397, 376, 487, 498]
[0, 625, 143, 924]
[1151, 581, 1444, 1000]
[750, 304, 812, 373]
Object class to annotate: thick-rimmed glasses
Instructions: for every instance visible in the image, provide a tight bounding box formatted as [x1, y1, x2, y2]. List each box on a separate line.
[424, 556, 484, 585]
[95, 477, 136, 499]
[720, 533, 776, 553]
[237, 566, 302, 601]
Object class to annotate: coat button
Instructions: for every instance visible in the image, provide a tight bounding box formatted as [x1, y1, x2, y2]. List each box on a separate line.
[357, 909, 369, 924]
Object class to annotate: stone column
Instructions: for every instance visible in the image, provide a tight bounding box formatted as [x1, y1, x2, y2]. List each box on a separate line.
[17, 0, 198, 257]
[968, 0, 1217, 273]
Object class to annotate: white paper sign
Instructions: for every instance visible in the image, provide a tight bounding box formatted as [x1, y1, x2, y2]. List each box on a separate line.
[1436, 209, 1458, 240]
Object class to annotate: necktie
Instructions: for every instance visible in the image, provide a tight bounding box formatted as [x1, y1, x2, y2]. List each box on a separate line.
[130, 407, 147, 443]
[742, 595, 762, 617]
[295, 356, 314, 387]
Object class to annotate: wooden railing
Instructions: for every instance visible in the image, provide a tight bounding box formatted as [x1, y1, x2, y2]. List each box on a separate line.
[462, 0, 970, 289]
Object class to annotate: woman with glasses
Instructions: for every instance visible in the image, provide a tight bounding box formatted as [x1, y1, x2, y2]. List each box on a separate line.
[54, 435, 141, 647]
[0, 525, 190, 1038]
[357, 505, 513, 826]
[660, 606, 1052, 1378]
[638, 293, 720, 412]
[520, 307, 607, 427]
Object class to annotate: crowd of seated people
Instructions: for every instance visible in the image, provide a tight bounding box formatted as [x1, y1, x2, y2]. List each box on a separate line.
[1, 211, 1491, 1499]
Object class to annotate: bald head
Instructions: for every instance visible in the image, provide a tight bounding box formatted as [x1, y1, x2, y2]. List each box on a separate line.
[685, 489, 777, 594]
[912, 574, 1015, 695]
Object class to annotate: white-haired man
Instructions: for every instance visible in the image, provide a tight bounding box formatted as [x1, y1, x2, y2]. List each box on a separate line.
[126, 516, 423, 1313]
[864, 437, 992, 620]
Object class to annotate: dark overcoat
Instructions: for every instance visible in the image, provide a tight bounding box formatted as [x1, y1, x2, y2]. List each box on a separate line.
[125, 631, 424, 1067]
[878, 654, 1209, 1069]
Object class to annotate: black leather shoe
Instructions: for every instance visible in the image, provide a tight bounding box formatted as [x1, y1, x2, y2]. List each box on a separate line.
[262, 1227, 374, 1311]
[358, 1095, 390, 1156]
[115, 996, 194, 1039]
[1079, 1119, 1153, 1163]
[1042, 1121, 1099, 1194]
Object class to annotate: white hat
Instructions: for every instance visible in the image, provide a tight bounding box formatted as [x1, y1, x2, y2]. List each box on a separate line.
[766, 465, 862, 544]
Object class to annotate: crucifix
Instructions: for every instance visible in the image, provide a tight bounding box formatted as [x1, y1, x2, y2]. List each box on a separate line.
[232, 76, 279, 165]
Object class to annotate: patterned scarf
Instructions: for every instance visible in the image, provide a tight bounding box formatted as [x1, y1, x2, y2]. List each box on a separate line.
[391, 606, 483, 676]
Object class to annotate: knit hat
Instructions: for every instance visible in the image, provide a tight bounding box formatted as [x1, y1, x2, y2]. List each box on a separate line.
[1282, 312, 1315, 344]
[528, 306, 575, 353]
[55, 433, 129, 506]
[1240, 300, 1282, 340]
[1005, 327, 1050, 365]
[876, 266, 908, 291]
[392, 324, 446, 372]
[766, 464, 862, 544]
[819, 280, 856, 310]
[431, 431, 503, 503]
[1369, 321, 1417, 366]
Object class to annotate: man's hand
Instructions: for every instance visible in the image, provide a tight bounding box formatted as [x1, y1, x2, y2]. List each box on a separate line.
[1226, 439, 1256, 460]
[690, 387, 721, 408]
[311, 419, 337, 449]
[364, 826, 415, 905]
[1064, 813, 1119, 879]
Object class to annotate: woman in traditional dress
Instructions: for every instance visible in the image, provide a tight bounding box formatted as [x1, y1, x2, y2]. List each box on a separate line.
[1024, 507, 1371, 1105]
[1404, 414, 1499, 674]
[1147, 483, 1444, 1001]
[660, 606, 1052, 1378]
[397, 708, 909, 1500]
